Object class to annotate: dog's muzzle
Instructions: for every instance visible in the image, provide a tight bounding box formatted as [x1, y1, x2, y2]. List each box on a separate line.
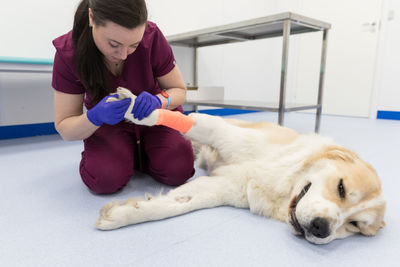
[289, 183, 332, 241]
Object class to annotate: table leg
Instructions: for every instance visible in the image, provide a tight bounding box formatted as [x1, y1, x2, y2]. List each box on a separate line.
[193, 47, 198, 88]
[278, 19, 291, 125]
[315, 29, 329, 133]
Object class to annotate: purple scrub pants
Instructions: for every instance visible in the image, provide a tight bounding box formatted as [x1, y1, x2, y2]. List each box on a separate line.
[79, 121, 195, 194]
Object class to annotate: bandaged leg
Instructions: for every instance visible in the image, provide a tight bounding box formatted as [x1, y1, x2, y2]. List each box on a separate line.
[107, 87, 194, 133]
[126, 109, 194, 133]
[154, 109, 194, 133]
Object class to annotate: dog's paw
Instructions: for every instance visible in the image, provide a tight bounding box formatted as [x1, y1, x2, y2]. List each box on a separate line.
[95, 198, 138, 230]
[114, 87, 159, 126]
[104, 87, 159, 127]
[106, 87, 136, 102]
[116, 87, 137, 100]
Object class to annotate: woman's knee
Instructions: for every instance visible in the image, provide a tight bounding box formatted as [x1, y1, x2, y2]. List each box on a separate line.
[148, 141, 195, 186]
[79, 156, 133, 194]
[78, 123, 136, 194]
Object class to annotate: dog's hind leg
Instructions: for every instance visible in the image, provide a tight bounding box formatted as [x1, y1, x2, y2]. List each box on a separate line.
[95, 175, 248, 230]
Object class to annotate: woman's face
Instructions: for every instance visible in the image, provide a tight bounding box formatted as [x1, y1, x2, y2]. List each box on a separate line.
[89, 9, 146, 65]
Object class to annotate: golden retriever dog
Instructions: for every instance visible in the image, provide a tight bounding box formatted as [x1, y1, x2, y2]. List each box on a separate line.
[95, 87, 386, 244]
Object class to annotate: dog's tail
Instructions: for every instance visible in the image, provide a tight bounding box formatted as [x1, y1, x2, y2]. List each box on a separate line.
[193, 142, 220, 172]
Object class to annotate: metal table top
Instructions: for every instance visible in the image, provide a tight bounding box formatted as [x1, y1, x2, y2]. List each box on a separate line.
[167, 12, 331, 47]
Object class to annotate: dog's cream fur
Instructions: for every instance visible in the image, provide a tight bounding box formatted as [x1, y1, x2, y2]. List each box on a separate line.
[97, 88, 386, 244]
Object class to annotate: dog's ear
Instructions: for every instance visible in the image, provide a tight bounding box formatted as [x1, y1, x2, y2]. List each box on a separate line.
[358, 221, 381, 236]
[358, 204, 386, 236]
[324, 145, 380, 175]
[302, 145, 358, 169]
[324, 146, 358, 163]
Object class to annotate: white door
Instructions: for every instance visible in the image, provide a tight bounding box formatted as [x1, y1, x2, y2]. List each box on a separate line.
[295, 0, 383, 117]
[374, 0, 400, 115]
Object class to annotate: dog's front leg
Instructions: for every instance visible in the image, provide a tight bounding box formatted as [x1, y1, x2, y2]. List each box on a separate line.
[184, 113, 226, 145]
[95, 175, 249, 230]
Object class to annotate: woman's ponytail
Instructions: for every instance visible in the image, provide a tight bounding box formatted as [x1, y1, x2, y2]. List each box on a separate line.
[72, 0, 110, 105]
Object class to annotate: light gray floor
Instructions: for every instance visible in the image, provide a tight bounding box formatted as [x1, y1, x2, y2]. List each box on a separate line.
[1, 112, 400, 267]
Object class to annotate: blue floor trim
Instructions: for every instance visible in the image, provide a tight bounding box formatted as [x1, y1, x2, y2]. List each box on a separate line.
[377, 110, 400, 121]
[184, 108, 259, 116]
[0, 122, 57, 140]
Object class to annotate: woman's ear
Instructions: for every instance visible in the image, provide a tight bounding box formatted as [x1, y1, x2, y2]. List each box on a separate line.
[88, 8, 94, 27]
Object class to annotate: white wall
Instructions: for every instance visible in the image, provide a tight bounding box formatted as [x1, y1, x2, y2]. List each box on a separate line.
[373, 0, 400, 113]
[0, 66, 53, 125]
[296, 0, 382, 117]
[149, 0, 385, 117]
[0, 0, 79, 126]
[149, 0, 301, 104]
[1, 0, 399, 127]
[0, 0, 80, 59]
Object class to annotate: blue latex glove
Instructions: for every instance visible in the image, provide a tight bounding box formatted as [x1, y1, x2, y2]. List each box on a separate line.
[87, 94, 131, 126]
[132, 91, 162, 120]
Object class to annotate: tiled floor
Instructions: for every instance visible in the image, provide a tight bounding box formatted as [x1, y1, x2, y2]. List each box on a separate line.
[1, 111, 399, 267]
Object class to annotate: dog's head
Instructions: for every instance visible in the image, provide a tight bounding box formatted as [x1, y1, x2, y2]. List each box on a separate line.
[288, 146, 386, 244]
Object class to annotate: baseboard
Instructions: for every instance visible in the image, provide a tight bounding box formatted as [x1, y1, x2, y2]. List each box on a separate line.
[377, 110, 400, 120]
[0, 122, 57, 140]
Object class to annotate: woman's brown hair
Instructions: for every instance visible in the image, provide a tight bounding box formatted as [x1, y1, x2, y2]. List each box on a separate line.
[72, 0, 147, 104]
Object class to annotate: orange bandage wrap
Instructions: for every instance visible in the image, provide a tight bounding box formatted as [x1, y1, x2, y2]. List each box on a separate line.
[155, 109, 194, 133]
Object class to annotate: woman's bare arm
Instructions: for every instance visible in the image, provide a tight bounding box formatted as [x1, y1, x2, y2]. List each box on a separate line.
[54, 90, 99, 141]
[156, 65, 187, 109]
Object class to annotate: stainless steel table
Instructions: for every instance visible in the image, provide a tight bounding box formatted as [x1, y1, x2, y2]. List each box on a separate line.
[167, 12, 331, 132]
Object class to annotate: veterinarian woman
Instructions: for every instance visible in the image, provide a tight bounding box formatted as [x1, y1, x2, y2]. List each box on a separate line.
[52, 0, 194, 194]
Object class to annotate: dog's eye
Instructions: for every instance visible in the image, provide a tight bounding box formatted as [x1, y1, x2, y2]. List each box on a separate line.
[350, 221, 358, 227]
[347, 221, 360, 233]
[338, 178, 346, 198]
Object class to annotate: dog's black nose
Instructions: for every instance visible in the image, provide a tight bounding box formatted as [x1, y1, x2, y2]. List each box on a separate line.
[308, 217, 330, 239]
